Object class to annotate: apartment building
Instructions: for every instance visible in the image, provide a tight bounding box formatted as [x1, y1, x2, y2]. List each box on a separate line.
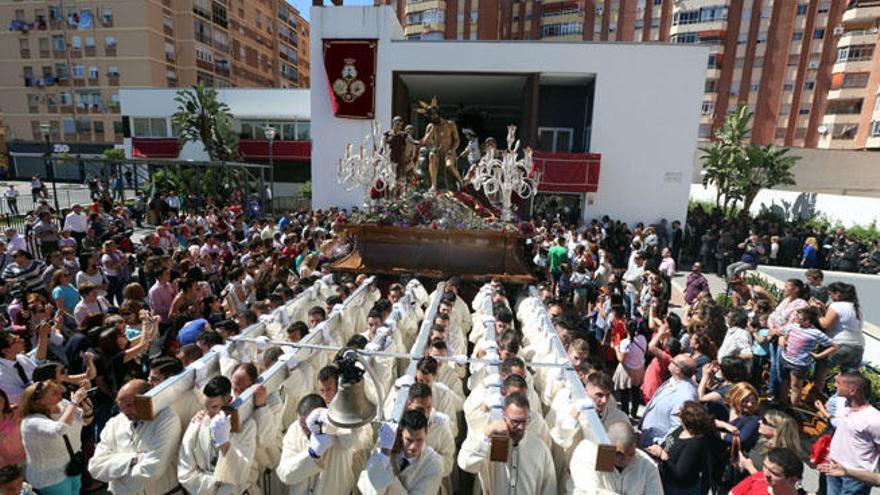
[378, 0, 880, 150]
[817, 0, 880, 150]
[0, 0, 309, 177]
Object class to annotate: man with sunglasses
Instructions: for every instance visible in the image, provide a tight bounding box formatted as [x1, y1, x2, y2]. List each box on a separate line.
[458, 392, 557, 495]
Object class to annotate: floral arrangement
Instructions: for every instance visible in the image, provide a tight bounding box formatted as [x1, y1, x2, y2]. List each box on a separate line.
[348, 190, 516, 231]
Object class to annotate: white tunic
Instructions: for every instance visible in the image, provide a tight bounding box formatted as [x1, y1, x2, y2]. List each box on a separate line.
[357, 448, 444, 495]
[88, 407, 182, 495]
[177, 414, 257, 495]
[276, 422, 358, 495]
[457, 430, 557, 495]
[570, 442, 662, 495]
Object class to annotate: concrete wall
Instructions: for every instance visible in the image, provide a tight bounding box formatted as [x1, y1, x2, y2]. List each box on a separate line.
[310, 5, 708, 225]
[691, 146, 880, 198]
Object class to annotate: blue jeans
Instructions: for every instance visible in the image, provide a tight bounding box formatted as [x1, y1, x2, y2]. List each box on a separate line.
[826, 475, 872, 495]
[624, 289, 638, 318]
[768, 342, 782, 396]
[37, 475, 81, 495]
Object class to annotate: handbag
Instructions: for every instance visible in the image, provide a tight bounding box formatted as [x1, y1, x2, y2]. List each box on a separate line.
[718, 435, 743, 490]
[62, 433, 85, 476]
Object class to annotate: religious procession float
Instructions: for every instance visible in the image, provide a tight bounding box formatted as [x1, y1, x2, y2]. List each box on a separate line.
[331, 97, 537, 282]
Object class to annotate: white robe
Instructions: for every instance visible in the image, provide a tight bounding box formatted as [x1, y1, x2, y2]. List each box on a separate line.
[426, 412, 456, 478]
[276, 422, 358, 495]
[570, 442, 662, 495]
[457, 430, 557, 495]
[357, 448, 444, 495]
[178, 414, 257, 495]
[251, 392, 284, 488]
[170, 389, 204, 434]
[88, 407, 182, 495]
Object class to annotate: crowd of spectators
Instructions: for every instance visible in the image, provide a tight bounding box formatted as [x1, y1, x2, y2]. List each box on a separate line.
[0, 187, 874, 495]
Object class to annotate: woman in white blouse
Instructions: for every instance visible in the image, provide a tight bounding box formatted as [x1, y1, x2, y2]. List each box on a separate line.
[19, 380, 89, 495]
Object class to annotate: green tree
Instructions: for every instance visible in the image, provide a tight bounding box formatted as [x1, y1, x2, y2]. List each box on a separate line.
[700, 104, 799, 216]
[171, 83, 239, 161]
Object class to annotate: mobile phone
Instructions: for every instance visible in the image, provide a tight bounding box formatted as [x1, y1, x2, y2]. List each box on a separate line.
[86, 387, 100, 400]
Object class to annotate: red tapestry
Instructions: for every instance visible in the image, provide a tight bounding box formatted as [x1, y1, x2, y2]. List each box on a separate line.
[323, 39, 377, 119]
[531, 151, 601, 193]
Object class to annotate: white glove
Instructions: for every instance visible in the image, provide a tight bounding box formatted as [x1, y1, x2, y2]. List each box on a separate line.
[365, 342, 380, 352]
[308, 432, 334, 457]
[394, 375, 414, 390]
[484, 373, 502, 388]
[306, 408, 328, 435]
[378, 422, 398, 450]
[320, 324, 334, 344]
[254, 336, 271, 349]
[210, 411, 232, 447]
[575, 397, 596, 415]
[281, 352, 298, 369]
[449, 354, 469, 365]
[485, 391, 503, 410]
[376, 326, 390, 339]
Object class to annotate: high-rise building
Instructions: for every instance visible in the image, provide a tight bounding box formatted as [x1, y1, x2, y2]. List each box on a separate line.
[379, 0, 880, 150]
[0, 0, 309, 165]
[817, 0, 880, 150]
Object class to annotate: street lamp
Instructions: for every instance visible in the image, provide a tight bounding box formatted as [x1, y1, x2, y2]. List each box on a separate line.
[263, 125, 276, 214]
[39, 123, 60, 212]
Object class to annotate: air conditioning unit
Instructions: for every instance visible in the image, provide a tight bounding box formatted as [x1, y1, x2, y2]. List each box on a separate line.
[808, 61, 820, 69]
[833, 26, 844, 36]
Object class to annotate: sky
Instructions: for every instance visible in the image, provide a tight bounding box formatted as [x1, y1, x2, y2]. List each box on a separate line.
[287, 0, 375, 22]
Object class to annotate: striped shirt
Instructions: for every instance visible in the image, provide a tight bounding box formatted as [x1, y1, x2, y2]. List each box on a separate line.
[1, 259, 46, 292]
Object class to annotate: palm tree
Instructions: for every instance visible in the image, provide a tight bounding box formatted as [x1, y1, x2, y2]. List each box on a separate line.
[740, 144, 798, 213]
[172, 83, 239, 162]
[700, 104, 751, 215]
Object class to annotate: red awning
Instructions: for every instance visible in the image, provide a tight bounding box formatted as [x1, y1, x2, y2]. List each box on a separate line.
[131, 138, 179, 158]
[531, 151, 601, 193]
[238, 140, 311, 161]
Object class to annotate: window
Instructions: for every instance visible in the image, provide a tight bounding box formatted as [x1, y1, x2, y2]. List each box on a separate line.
[814, 29, 824, 39]
[163, 14, 173, 30]
[779, 104, 790, 116]
[698, 124, 712, 138]
[805, 80, 816, 90]
[107, 65, 119, 76]
[831, 123, 858, 139]
[672, 32, 698, 44]
[799, 107, 810, 115]
[76, 119, 91, 133]
[825, 99, 863, 115]
[101, 6, 113, 24]
[71, 36, 82, 49]
[88, 66, 98, 79]
[93, 120, 104, 135]
[757, 32, 767, 43]
[705, 79, 718, 93]
[672, 5, 727, 26]
[818, 2, 829, 13]
[707, 53, 719, 69]
[792, 31, 803, 41]
[296, 122, 310, 140]
[841, 73, 870, 88]
[470, 10, 478, 22]
[871, 121, 880, 137]
[132, 118, 168, 138]
[701, 101, 715, 115]
[537, 127, 574, 152]
[837, 44, 874, 63]
[52, 35, 65, 51]
[783, 81, 794, 91]
[796, 4, 808, 15]
[72, 64, 84, 78]
[85, 36, 95, 48]
[59, 92, 72, 105]
[542, 22, 582, 37]
[62, 118, 76, 134]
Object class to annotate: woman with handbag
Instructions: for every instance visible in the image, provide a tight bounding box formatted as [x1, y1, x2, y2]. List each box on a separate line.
[19, 380, 89, 495]
[646, 400, 724, 495]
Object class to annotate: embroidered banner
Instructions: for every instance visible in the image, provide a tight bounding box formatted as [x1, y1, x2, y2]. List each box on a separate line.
[531, 151, 601, 193]
[323, 39, 377, 119]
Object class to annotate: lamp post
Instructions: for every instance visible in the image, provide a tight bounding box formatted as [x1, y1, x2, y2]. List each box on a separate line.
[264, 125, 276, 215]
[39, 123, 60, 213]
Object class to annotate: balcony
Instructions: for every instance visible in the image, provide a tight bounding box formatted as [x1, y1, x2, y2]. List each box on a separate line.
[53, 49, 65, 58]
[164, 24, 174, 36]
[107, 74, 119, 86]
[85, 46, 96, 57]
[838, 31, 879, 48]
[20, 48, 31, 59]
[105, 46, 116, 57]
[842, 3, 880, 23]
[100, 15, 114, 28]
[70, 48, 81, 58]
[24, 75, 58, 87]
[828, 86, 869, 100]
[88, 76, 99, 86]
[196, 59, 214, 71]
[833, 59, 874, 73]
[40, 49, 50, 58]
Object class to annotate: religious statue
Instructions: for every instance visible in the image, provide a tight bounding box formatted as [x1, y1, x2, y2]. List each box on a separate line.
[460, 128, 481, 183]
[384, 116, 409, 194]
[417, 96, 463, 192]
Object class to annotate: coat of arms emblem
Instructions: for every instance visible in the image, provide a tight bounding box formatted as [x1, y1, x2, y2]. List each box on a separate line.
[332, 58, 366, 103]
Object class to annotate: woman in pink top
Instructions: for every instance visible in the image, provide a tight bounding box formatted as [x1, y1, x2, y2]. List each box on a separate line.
[0, 389, 26, 467]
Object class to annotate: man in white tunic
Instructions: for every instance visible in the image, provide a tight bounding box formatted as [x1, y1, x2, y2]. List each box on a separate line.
[458, 392, 557, 495]
[357, 410, 444, 495]
[466, 374, 551, 449]
[230, 363, 284, 490]
[405, 383, 456, 480]
[88, 379, 182, 495]
[570, 421, 662, 495]
[276, 394, 359, 495]
[148, 356, 201, 434]
[178, 376, 257, 495]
